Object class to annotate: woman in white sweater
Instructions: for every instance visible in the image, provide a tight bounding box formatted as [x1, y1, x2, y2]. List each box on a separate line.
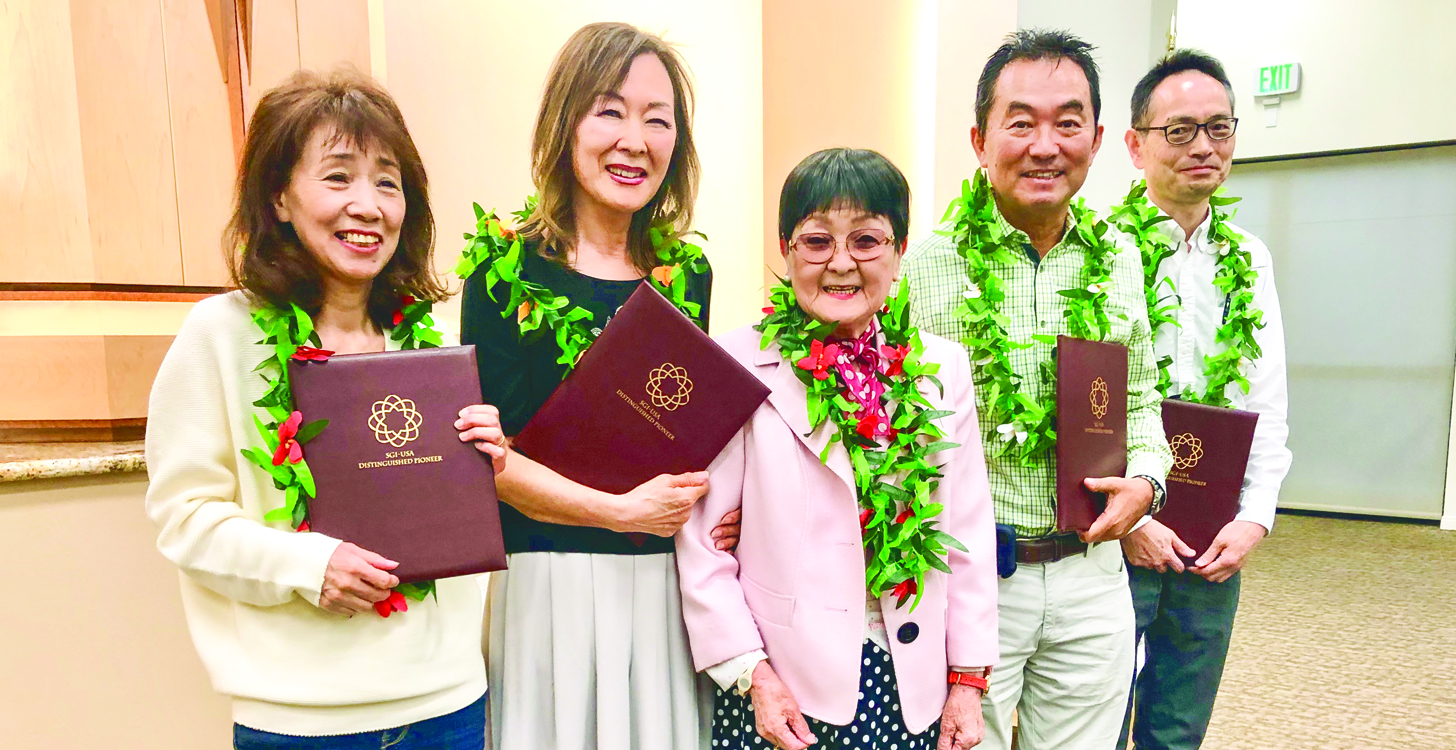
[145, 69, 505, 748]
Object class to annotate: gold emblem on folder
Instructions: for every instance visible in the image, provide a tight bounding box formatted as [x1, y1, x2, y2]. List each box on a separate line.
[370, 395, 423, 447]
[1168, 432, 1204, 470]
[1089, 377, 1110, 420]
[646, 363, 693, 411]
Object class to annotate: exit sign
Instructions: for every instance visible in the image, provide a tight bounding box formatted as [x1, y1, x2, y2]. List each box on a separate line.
[1257, 62, 1301, 97]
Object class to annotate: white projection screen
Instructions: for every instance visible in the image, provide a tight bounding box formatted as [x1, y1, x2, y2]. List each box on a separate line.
[1224, 144, 1456, 519]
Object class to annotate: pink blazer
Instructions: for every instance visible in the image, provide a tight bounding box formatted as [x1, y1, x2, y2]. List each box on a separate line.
[676, 325, 998, 734]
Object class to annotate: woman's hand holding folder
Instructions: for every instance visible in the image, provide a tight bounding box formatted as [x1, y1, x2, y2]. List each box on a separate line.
[455, 404, 508, 474]
[608, 472, 710, 538]
[319, 543, 401, 616]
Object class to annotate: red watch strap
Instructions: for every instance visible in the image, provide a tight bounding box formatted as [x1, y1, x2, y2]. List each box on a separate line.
[948, 672, 989, 691]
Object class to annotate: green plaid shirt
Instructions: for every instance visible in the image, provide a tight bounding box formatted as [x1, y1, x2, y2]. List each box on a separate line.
[904, 198, 1173, 537]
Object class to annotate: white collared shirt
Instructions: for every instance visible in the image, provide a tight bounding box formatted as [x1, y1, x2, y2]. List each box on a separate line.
[1151, 210, 1293, 532]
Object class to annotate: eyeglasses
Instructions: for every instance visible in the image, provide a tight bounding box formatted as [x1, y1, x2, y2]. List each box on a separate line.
[1137, 116, 1239, 146]
[789, 228, 896, 264]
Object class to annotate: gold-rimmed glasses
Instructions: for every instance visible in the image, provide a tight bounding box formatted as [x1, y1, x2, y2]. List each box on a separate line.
[788, 228, 896, 264]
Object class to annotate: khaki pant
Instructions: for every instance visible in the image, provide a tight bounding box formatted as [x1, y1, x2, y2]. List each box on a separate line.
[981, 541, 1136, 750]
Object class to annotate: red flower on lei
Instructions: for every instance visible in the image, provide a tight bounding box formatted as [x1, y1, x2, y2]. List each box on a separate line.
[374, 590, 408, 618]
[291, 346, 334, 362]
[795, 340, 841, 381]
[880, 344, 909, 377]
[271, 411, 304, 466]
[892, 578, 917, 605]
[391, 295, 418, 326]
[855, 412, 899, 441]
[855, 413, 884, 440]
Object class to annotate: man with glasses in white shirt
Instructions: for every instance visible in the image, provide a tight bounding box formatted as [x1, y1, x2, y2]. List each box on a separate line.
[1114, 49, 1293, 750]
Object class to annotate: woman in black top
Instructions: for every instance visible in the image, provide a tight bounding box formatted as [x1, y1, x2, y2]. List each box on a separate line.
[460, 22, 726, 750]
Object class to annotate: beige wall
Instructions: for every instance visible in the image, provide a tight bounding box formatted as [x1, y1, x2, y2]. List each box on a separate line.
[381, 0, 765, 337]
[0, 475, 231, 750]
[760, 0, 1022, 271]
[761, 0, 927, 282]
[927, 0, 1019, 241]
[1177, 0, 1456, 160]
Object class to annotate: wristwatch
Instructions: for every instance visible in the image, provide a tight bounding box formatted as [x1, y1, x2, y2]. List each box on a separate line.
[949, 667, 991, 693]
[1135, 474, 1166, 514]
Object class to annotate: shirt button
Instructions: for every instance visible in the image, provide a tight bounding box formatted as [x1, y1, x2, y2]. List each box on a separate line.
[897, 622, 920, 644]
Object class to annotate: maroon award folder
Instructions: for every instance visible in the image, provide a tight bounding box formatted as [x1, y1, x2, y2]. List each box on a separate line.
[289, 346, 506, 583]
[513, 282, 771, 504]
[1055, 336, 1129, 533]
[1155, 399, 1259, 561]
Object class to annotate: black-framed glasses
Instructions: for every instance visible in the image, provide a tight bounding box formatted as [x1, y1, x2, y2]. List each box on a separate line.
[1138, 117, 1239, 146]
[789, 228, 896, 263]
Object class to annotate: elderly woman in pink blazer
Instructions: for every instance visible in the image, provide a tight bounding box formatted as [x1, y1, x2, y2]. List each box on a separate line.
[677, 148, 998, 750]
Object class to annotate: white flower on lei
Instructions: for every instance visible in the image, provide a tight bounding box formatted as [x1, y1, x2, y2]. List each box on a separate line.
[963, 284, 983, 299]
[996, 422, 1029, 444]
[1087, 280, 1113, 296]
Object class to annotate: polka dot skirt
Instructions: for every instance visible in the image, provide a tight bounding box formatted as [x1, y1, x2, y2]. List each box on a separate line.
[712, 640, 939, 749]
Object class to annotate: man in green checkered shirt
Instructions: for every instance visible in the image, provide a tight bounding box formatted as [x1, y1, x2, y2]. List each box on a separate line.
[902, 30, 1173, 750]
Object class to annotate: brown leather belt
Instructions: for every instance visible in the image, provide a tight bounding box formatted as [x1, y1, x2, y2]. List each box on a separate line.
[1015, 533, 1089, 565]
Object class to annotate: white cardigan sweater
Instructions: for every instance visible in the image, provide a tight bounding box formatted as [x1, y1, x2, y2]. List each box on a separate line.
[145, 292, 485, 735]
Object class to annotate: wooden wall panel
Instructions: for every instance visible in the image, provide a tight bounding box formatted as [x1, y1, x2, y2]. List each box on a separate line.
[103, 335, 174, 418]
[0, 337, 111, 420]
[245, 0, 301, 121]
[296, 0, 371, 76]
[161, 0, 238, 287]
[68, 0, 184, 285]
[1, 0, 95, 283]
[0, 335, 174, 421]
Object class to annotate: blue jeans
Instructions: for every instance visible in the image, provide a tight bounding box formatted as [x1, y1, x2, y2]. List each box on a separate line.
[1120, 566, 1241, 750]
[234, 694, 486, 750]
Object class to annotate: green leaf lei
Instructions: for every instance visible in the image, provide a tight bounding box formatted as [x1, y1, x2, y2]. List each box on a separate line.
[240, 295, 443, 606]
[454, 196, 710, 370]
[1107, 180, 1264, 407]
[940, 170, 1122, 466]
[754, 279, 965, 611]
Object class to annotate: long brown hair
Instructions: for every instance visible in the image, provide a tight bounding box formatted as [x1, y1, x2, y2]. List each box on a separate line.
[226, 67, 445, 327]
[522, 22, 701, 273]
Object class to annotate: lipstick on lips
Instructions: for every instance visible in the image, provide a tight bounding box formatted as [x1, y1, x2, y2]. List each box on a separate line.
[823, 284, 862, 300]
[606, 163, 648, 185]
[336, 229, 383, 252]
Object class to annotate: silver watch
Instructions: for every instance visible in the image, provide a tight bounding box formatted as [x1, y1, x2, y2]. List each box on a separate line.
[1135, 474, 1166, 514]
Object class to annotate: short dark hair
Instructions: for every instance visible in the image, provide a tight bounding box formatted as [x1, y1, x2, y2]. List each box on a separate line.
[1131, 49, 1236, 127]
[975, 29, 1101, 133]
[777, 149, 910, 249]
[227, 67, 444, 328]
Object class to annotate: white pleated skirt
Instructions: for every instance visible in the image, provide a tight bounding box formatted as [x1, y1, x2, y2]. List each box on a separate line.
[485, 551, 711, 750]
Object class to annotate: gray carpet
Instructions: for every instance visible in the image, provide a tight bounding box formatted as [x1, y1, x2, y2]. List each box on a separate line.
[1199, 514, 1456, 749]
